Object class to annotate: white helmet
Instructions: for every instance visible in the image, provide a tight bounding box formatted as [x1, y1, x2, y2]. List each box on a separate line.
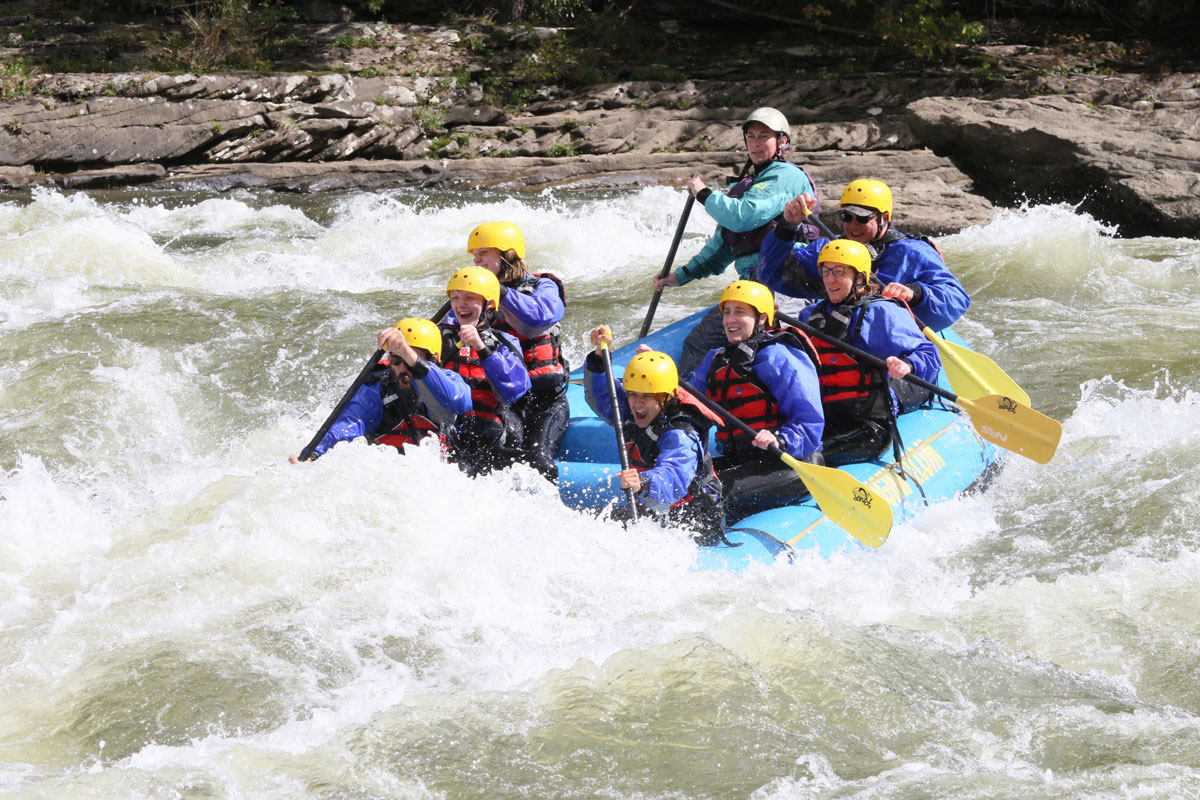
[743, 107, 790, 139]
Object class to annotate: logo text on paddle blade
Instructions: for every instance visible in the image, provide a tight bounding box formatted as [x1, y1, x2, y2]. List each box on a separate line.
[981, 425, 1008, 442]
[852, 487, 872, 508]
[998, 397, 1017, 413]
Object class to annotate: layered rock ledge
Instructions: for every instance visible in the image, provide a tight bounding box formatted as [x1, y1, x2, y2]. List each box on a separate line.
[0, 41, 1196, 237]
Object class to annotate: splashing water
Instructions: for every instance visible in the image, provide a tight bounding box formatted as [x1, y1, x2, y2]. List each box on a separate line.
[2, 187, 1199, 798]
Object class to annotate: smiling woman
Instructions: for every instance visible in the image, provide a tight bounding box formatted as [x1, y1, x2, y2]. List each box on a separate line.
[795, 239, 942, 465]
[685, 279, 826, 518]
[651, 106, 820, 374]
[583, 329, 725, 538]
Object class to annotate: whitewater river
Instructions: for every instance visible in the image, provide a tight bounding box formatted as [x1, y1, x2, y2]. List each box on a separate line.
[2, 185, 1199, 799]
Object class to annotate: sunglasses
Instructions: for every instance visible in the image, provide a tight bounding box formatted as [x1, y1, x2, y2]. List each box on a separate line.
[840, 210, 875, 224]
[818, 265, 851, 279]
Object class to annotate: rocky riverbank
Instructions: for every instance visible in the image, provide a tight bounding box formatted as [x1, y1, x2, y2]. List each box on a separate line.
[1, 16, 1197, 237]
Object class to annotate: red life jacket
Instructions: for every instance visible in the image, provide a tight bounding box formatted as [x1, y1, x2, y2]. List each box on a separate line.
[805, 297, 892, 425]
[494, 273, 568, 388]
[438, 322, 507, 425]
[372, 415, 442, 451]
[704, 329, 816, 458]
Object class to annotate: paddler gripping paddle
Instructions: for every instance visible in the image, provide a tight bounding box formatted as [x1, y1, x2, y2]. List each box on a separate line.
[798, 205, 1030, 405]
[680, 380, 893, 549]
[776, 310, 1062, 464]
[640, 195, 695, 338]
[296, 300, 451, 462]
[598, 337, 638, 521]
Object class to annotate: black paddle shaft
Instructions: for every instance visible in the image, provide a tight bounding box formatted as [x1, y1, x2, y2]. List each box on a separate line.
[775, 310, 955, 405]
[639, 195, 695, 339]
[297, 349, 385, 462]
[600, 344, 638, 520]
[679, 380, 786, 461]
[805, 208, 837, 240]
[297, 299, 453, 461]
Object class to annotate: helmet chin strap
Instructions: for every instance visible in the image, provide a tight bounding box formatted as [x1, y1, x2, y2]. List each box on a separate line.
[870, 214, 890, 243]
[745, 137, 788, 170]
[825, 275, 866, 303]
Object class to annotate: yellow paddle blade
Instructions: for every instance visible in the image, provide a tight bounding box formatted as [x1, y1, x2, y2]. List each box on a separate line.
[958, 394, 1062, 464]
[781, 453, 893, 548]
[924, 327, 1031, 407]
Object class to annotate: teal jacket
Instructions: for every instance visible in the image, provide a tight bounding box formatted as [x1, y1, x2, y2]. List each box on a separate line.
[674, 159, 814, 286]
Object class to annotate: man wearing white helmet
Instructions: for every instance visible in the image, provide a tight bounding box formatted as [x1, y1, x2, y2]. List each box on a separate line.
[651, 107, 820, 374]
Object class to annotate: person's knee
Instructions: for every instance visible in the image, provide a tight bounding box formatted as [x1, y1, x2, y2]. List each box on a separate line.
[528, 449, 559, 481]
[891, 379, 932, 414]
[821, 421, 890, 465]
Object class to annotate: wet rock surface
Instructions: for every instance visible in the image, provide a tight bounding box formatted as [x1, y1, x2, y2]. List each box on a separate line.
[0, 19, 1196, 237]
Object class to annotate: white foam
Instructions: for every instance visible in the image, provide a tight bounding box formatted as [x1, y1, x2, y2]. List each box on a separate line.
[2, 188, 1198, 796]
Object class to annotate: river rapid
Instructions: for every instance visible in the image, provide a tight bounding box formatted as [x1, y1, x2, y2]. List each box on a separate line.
[1, 186, 1199, 799]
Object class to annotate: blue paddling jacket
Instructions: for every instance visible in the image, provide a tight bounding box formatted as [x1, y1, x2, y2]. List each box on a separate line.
[498, 274, 565, 333]
[759, 224, 970, 331]
[583, 354, 717, 512]
[495, 273, 569, 394]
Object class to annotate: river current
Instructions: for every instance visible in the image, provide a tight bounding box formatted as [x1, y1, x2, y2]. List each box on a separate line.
[2, 186, 1199, 799]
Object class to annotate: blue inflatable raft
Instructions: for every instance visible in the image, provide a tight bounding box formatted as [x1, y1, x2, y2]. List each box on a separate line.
[554, 308, 1002, 571]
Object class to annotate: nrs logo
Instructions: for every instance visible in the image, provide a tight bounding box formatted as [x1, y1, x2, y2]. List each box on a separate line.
[981, 426, 1008, 442]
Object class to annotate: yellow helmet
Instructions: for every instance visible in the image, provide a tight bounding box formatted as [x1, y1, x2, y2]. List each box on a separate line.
[840, 179, 893, 217]
[623, 351, 678, 397]
[719, 280, 775, 326]
[394, 318, 443, 362]
[446, 267, 501, 309]
[466, 221, 525, 259]
[818, 239, 873, 277]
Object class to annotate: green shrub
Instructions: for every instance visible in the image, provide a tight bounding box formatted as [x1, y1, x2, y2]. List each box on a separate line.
[426, 135, 452, 156]
[414, 107, 444, 130]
